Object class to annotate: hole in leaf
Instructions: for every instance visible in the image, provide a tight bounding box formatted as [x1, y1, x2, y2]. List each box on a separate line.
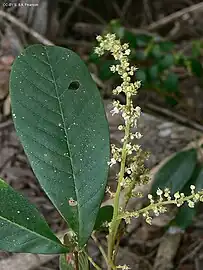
[68, 81, 80, 91]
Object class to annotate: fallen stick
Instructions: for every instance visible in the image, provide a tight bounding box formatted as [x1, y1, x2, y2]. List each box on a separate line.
[147, 2, 203, 31]
[0, 10, 53, 45]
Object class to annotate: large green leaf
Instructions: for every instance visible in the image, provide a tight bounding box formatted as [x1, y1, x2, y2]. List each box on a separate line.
[10, 45, 110, 247]
[0, 178, 68, 253]
[151, 149, 197, 195]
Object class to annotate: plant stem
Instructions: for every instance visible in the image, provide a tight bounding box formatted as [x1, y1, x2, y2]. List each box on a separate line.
[118, 192, 203, 220]
[107, 93, 131, 269]
[74, 251, 79, 270]
[84, 250, 102, 270]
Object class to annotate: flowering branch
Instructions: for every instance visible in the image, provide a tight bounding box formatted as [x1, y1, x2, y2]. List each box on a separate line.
[94, 33, 203, 270]
[119, 185, 203, 224]
[95, 34, 148, 269]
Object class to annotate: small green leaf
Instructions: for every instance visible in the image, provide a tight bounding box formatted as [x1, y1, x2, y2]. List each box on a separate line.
[123, 31, 138, 48]
[174, 53, 187, 66]
[149, 44, 162, 59]
[134, 34, 153, 47]
[94, 205, 113, 230]
[158, 54, 174, 71]
[151, 149, 197, 195]
[136, 69, 146, 83]
[59, 251, 89, 270]
[10, 45, 110, 247]
[159, 41, 174, 52]
[109, 20, 125, 39]
[147, 65, 159, 81]
[0, 178, 68, 253]
[132, 50, 146, 61]
[89, 51, 100, 64]
[192, 41, 201, 58]
[189, 58, 203, 77]
[163, 72, 179, 93]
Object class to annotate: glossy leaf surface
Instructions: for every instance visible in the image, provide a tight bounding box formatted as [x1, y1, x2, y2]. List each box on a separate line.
[10, 45, 110, 247]
[151, 149, 197, 195]
[0, 178, 68, 253]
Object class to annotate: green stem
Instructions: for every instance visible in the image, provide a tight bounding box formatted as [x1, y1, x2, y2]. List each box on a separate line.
[83, 249, 101, 270]
[118, 192, 203, 220]
[107, 93, 131, 269]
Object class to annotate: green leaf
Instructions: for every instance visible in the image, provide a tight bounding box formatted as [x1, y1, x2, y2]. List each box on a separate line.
[134, 34, 153, 47]
[94, 205, 113, 231]
[132, 50, 146, 61]
[123, 31, 138, 48]
[193, 167, 203, 191]
[159, 41, 174, 52]
[10, 45, 110, 247]
[151, 149, 197, 195]
[147, 65, 159, 81]
[173, 164, 202, 229]
[148, 44, 162, 59]
[109, 20, 125, 39]
[174, 204, 196, 230]
[59, 251, 89, 270]
[136, 69, 146, 83]
[163, 72, 179, 93]
[189, 58, 203, 77]
[0, 178, 68, 253]
[88, 51, 100, 64]
[99, 60, 118, 80]
[158, 54, 174, 71]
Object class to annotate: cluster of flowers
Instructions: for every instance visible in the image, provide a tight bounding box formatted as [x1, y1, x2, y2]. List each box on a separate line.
[95, 33, 203, 227]
[121, 185, 203, 225]
[95, 34, 149, 193]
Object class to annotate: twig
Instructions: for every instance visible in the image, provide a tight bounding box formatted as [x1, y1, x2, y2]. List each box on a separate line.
[147, 2, 203, 31]
[145, 103, 203, 133]
[91, 233, 111, 268]
[91, 73, 105, 89]
[83, 249, 101, 270]
[0, 150, 22, 173]
[143, 0, 153, 24]
[0, 10, 53, 45]
[121, 0, 132, 19]
[73, 22, 163, 41]
[178, 240, 203, 266]
[0, 119, 13, 130]
[60, 0, 84, 35]
[62, 0, 106, 25]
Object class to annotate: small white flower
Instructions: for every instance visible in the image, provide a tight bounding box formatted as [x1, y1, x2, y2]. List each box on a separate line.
[110, 107, 119, 115]
[108, 158, 117, 167]
[96, 35, 102, 42]
[188, 200, 195, 208]
[125, 49, 131, 55]
[190, 185, 195, 190]
[148, 194, 153, 200]
[110, 65, 116, 72]
[135, 132, 142, 139]
[156, 188, 163, 196]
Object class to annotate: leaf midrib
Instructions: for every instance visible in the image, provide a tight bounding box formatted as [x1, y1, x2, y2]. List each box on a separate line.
[0, 215, 65, 250]
[44, 47, 79, 229]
